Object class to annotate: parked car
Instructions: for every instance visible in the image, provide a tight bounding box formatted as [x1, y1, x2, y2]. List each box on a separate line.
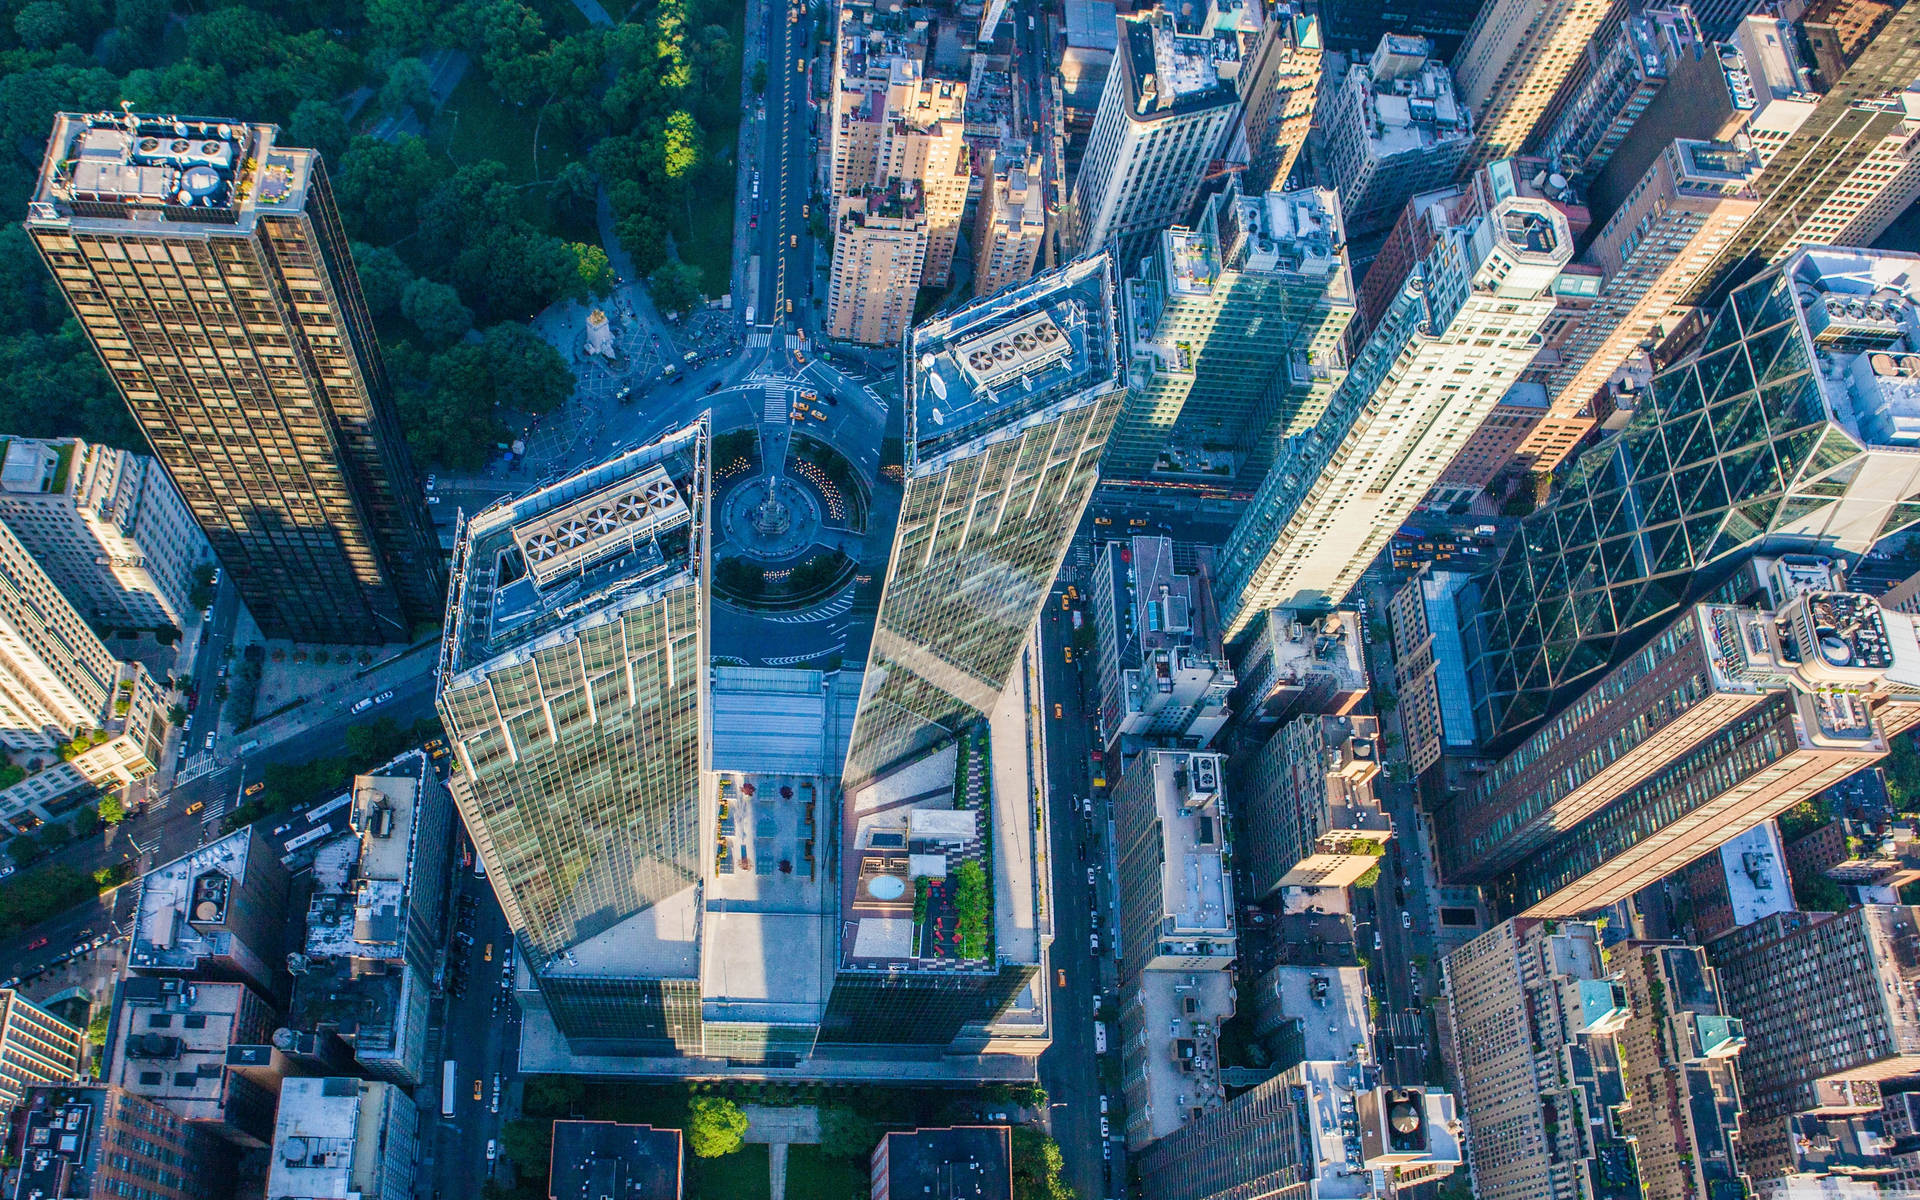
[0, 865, 14, 880]
[351, 697, 374, 715]
[373, 690, 395, 706]
[25, 937, 48, 952]
[1402, 911, 1412, 930]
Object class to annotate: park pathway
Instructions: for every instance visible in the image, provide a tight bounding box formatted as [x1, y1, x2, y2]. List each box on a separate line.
[741, 1105, 821, 1200]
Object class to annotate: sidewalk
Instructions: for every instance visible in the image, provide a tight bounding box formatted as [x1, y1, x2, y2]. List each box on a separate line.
[742, 1104, 820, 1200]
[221, 639, 440, 761]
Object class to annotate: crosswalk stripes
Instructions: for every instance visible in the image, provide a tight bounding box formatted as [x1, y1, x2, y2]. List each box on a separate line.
[129, 836, 158, 856]
[201, 796, 226, 824]
[763, 385, 789, 423]
[748, 331, 773, 348]
[765, 591, 855, 623]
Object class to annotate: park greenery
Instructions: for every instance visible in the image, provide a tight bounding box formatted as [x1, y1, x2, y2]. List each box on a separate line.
[0, 0, 741, 469]
[222, 714, 441, 831]
[1011, 1128, 1075, 1200]
[687, 1096, 749, 1158]
[953, 859, 990, 959]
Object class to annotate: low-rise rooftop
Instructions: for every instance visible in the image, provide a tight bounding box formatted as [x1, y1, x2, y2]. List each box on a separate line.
[549, 1121, 684, 1200]
[304, 751, 434, 961]
[265, 1078, 388, 1200]
[129, 827, 278, 981]
[1351, 35, 1469, 159]
[874, 1126, 1011, 1200]
[1143, 752, 1231, 941]
[1125, 968, 1233, 1145]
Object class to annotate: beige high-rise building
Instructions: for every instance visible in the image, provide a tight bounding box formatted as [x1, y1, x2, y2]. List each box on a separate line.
[1771, 81, 1920, 255]
[1445, 920, 1629, 1200]
[0, 990, 83, 1119]
[973, 145, 1047, 299]
[0, 518, 164, 756]
[0, 437, 211, 630]
[1520, 139, 1762, 472]
[827, 184, 929, 346]
[1232, 1, 1323, 193]
[1450, 0, 1613, 169]
[826, 18, 967, 340]
[1066, 6, 1249, 270]
[26, 112, 443, 645]
[1613, 943, 1749, 1200]
[1214, 165, 1572, 638]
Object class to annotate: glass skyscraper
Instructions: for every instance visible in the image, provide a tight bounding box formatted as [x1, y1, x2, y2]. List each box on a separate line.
[437, 423, 709, 1054]
[1104, 182, 1354, 494]
[842, 256, 1124, 790]
[26, 112, 442, 643]
[1468, 248, 1920, 747]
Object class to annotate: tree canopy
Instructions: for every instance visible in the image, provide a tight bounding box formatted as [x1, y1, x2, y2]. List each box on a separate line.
[686, 1096, 748, 1159]
[0, 0, 740, 468]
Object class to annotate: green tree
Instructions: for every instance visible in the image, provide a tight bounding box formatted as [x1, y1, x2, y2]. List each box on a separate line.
[366, 0, 448, 51]
[571, 244, 617, 299]
[648, 260, 703, 317]
[687, 1096, 748, 1158]
[1884, 733, 1920, 815]
[1010, 1129, 1073, 1200]
[380, 57, 434, 118]
[1794, 870, 1849, 913]
[402, 278, 475, 346]
[352, 244, 415, 318]
[14, 1, 77, 50]
[522, 1074, 585, 1117]
[498, 1118, 552, 1180]
[818, 1106, 878, 1160]
[751, 60, 767, 94]
[548, 162, 600, 230]
[478, 324, 574, 414]
[96, 794, 126, 826]
[661, 110, 701, 180]
[335, 136, 442, 244]
[0, 764, 21, 789]
[953, 860, 989, 958]
[287, 99, 349, 164]
[184, 6, 284, 75]
[345, 716, 404, 764]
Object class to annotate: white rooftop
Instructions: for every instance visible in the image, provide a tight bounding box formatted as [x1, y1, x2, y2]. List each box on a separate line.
[266, 1078, 370, 1200]
[1720, 820, 1793, 929]
[1146, 753, 1231, 935]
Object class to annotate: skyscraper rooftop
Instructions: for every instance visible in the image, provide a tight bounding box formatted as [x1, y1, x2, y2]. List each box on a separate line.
[29, 111, 311, 228]
[910, 255, 1119, 461]
[442, 426, 705, 682]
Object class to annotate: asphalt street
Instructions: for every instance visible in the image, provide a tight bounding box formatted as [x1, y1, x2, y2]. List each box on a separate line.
[1036, 582, 1117, 1200]
[754, 0, 815, 325]
[427, 856, 522, 1200]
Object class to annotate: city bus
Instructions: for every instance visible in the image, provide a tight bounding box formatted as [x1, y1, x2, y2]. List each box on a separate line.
[441, 1060, 457, 1117]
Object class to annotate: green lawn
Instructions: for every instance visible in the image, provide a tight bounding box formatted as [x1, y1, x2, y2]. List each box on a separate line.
[435, 73, 546, 184]
[785, 1145, 868, 1200]
[666, 0, 744, 291]
[671, 160, 739, 295]
[689, 1143, 770, 1200]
